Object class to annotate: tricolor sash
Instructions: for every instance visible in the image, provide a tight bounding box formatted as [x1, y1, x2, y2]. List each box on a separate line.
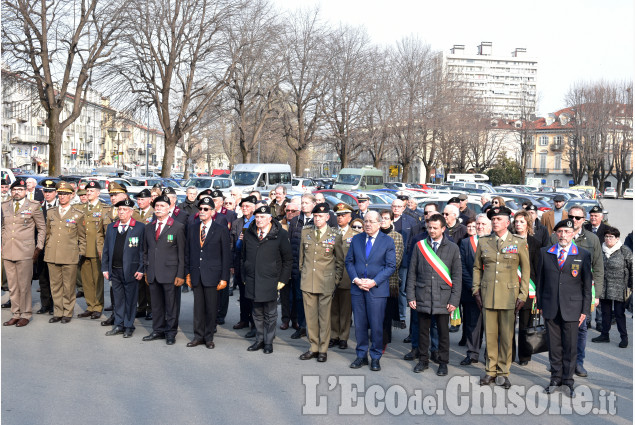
[517, 267, 536, 298]
[417, 239, 452, 287]
[469, 235, 478, 253]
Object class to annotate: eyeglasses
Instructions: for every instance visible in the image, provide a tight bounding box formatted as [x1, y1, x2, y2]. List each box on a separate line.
[604, 235, 617, 239]
[442, 213, 451, 216]
[380, 217, 391, 221]
[285, 209, 298, 213]
[569, 216, 585, 221]
[351, 225, 363, 230]
[199, 207, 212, 211]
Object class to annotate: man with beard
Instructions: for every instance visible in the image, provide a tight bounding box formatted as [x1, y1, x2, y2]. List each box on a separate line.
[541, 194, 568, 235]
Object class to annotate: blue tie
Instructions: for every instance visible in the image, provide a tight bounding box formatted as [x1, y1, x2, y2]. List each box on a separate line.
[365, 237, 373, 259]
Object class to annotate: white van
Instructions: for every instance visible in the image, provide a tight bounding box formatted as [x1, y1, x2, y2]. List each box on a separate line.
[334, 166, 384, 191]
[445, 173, 489, 183]
[231, 163, 293, 194]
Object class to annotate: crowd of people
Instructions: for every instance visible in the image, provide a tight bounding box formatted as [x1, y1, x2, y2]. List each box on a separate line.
[1, 177, 632, 396]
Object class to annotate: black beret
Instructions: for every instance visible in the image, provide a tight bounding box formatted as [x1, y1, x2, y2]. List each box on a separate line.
[152, 194, 171, 207]
[162, 187, 177, 195]
[85, 181, 102, 190]
[197, 189, 213, 200]
[240, 195, 257, 206]
[486, 206, 512, 220]
[41, 179, 58, 191]
[589, 205, 602, 214]
[448, 197, 461, 204]
[152, 183, 163, 189]
[114, 199, 135, 208]
[397, 194, 410, 201]
[197, 197, 214, 208]
[312, 202, 330, 214]
[254, 205, 271, 215]
[136, 188, 152, 199]
[553, 194, 566, 202]
[554, 219, 574, 231]
[1, 178, 9, 186]
[525, 204, 538, 212]
[10, 179, 26, 189]
[211, 189, 224, 199]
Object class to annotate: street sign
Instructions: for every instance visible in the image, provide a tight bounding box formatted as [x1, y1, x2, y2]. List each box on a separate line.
[389, 165, 399, 177]
[436, 173, 444, 178]
[72, 148, 77, 154]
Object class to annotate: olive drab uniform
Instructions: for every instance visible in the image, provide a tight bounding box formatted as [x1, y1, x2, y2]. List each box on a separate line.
[473, 232, 530, 378]
[331, 226, 356, 343]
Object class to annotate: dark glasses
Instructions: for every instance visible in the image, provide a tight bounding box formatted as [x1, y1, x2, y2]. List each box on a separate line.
[351, 225, 363, 230]
[569, 216, 584, 221]
[199, 207, 212, 211]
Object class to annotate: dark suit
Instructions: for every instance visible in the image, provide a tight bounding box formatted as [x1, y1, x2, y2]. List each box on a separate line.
[394, 213, 419, 322]
[143, 217, 186, 338]
[37, 199, 58, 311]
[584, 222, 608, 244]
[102, 219, 145, 330]
[345, 231, 396, 359]
[537, 243, 592, 385]
[459, 235, 483, 361]
[26, 188, 44, 203]
[185, 218, 231, 343]
[231, 215, 254, 325]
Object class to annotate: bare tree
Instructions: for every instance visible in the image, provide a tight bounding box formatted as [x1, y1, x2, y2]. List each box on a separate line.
[512, 83, 538, 182]
[2, 0, 124, 175]
[111, 0, 241, 177]
[609, 83, 633, 194]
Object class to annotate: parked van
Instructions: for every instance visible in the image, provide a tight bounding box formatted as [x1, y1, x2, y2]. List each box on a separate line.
[231, 163, 292, 194]
[569, 185, 598, 199]
[445, 173, 489, 183]
[334, 166, 384, 191]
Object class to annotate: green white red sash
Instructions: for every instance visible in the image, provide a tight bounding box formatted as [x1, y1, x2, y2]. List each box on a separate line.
[517, 267, 536, 298]
[417, 239, 452, 287]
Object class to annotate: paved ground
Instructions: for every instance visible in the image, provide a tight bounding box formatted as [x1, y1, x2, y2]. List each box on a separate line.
[1, 199, 632, 424]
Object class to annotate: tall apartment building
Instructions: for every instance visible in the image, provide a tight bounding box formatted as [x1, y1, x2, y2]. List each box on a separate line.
[442, 42, 538, 119]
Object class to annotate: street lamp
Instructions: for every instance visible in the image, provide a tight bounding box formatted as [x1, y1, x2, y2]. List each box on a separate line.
[107, 127, 130, 170]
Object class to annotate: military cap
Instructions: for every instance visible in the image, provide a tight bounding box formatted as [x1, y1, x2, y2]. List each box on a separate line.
[114, 199, 135, 208]
[41, 179, 58, 191]
[152, 194, 171, 207]
[240, 195, 257, 206]
[85, 181, 102, 190]
[211, 189, 224, 199]
[589, 205, 603, 214]
[356, 193, 370, 201]
[448, 197, 461, 204]
[197, 189, 213, 200]
[77, 188, 87, 196]
[334, 202, 353, 215]
[312, 202, 330, 214]
[136, 188, 152, 199]
[396, 194, 410, 202]
[152, 183, 163, 190]
[254, 205, 271, 215]
[1, 178, 9, 186]
[10, 179, 26, 189]
[162, 187, 177, 196]
[525, 204, 538, 212]
[197, 197, 214, 208]
[554, 219, 575, 231]
[553, 194, 566, 202]
[458, 193, 468, 201]
[108, 182, 127, 194]
[486, 206, 512, 220]
[57, 181, 74, 193]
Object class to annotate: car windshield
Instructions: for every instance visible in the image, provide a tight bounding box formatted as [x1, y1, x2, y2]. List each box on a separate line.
[185, 178, 212, 189]
[336, 174, 360, 185]
[162, 180, 180, 188]
[232, 171, 259, 186]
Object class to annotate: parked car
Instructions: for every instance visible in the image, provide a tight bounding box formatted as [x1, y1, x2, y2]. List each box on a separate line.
[292, 178, 318, 193]
[603, 187, 618, 199]
[182, 177, 235, 197]
[623, 188, 633, 200]
[314, 189, 360, 207]
[16, 175, 62, 189]
[563, 198, 608, 221]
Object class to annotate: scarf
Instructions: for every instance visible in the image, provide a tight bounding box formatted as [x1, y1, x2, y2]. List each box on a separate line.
[602, 240, 622, 258]
[380, 225, 393, 234]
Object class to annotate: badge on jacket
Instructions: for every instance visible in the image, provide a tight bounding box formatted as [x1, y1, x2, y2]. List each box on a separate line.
[571, 264, 579, 277]
[501, 245, 517, 254]
[167, 234, 174, 243]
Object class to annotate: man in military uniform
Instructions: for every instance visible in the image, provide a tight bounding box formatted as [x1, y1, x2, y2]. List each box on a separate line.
[35, 180, 59, 314]
[45, 182, 87, 323]
[1, 179, 46, 326]
[135, 189, 154, 320]
[298, 203, 344, 362]
[473, 206, 530, 388]
[330, 202, 358, 350]
[1, 178, 11, 202]
[77, 181, 111, 320]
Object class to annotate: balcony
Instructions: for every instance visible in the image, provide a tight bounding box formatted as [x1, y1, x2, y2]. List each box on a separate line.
[549, 143, 564, 151]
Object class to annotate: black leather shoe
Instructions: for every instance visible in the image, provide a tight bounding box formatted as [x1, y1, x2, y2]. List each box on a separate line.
[317, 353, 327, 362]
[591, 334, 610, 343]
[350, 357, 369, 369]
[229, 288, 234, 297]
[135, 311, 145, 318]
[480, 375, 495, 385]
[404, 348, 418, 361]
[575, 365, 588, 377]
[449, 325, 460, 333]
[77, 311, 92, 318]
[290, 328, 306, 339]
[233, 321, 249, 329]
[328, 338, 339, 348]
[399, 320, 407, 329]
[104, 305, 113, 312]
[61, 317, 72, 324]
[49, 316, 63, 323]
[166, 337, 176, 345]
[244, 328, 256, 338]
[145, 312, 152, 321]
[437, 364, 448, 376]
[247, 341, 265, 351]
[339, 340, 348, 350]
[123, 330, 133, 338]
[206, 341, 215, 349]
[36, 308, 48, 314]
[564, 383, 575, 397]
[76, 291, 84, 298]
[101, 316, 114, 327]
[263, 344, 273, 354]
[142, 332, 165, 341]
[460, 356, 477, 366]
[299, 351, 318, 360]
[90, 311, 102, 320]
[458, 337, 467, 346]
[518, 360, 529, 366]
[544, 379, 562, 394]
[1, 300, 11, 308]
[187, 339, 204, 347]
[106, 326, 124, 336]
[496, 376, 511, 389]
[216, 318, 225, 325]
[619, 338, 629, 348]
[430, 351, 440, 364]
[403, 335, 412, 343]
[370, 359, 381, 371]
[414, 361, 429, 373]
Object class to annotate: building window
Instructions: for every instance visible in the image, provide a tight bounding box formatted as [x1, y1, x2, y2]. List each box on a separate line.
[554, 135, 563, 146]
[553, 179, 561, 187]
[526, 155, 532, 169]
[554, 154, 561, 170]
[539, 135, 549, 146]
[539, 153, 547, 171]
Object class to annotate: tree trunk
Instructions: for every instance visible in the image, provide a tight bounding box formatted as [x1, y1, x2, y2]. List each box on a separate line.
[161, 137, 177, 178]
[47, 110, 63, 176]
[401, 159, 411, 182]
[294, 148, 307, 176]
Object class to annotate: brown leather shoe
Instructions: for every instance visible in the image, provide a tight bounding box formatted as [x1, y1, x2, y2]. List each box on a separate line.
[205, 341, 215, 349]
[292, 321, 300, 330]
[16, 318, 29, 327]
[3, 318, 19, 326]
[77, 311, 92, 318]
[233, 321, 248, 329]
[299, 351, 319, 360]
[317, 353, 327, 362]
[279, 321, 289, 330]
[339, 340, 348, 349]
[480, 375, 495, 386]
[187, 339, 204, 347]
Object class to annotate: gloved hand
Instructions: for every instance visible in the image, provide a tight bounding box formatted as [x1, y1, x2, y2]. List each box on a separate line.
[78, 255, 86, 265]
[186, 274, 192, 288]
[277, 282, 285, 290]
[174, 277, 185, 287]
[515, 299, 525, 314]
[32, 248, 42, 263]
[474, 291, 483, 310]
[218, 280, 228, 291]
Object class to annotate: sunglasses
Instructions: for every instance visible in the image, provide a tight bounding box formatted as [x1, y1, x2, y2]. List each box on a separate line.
[442, 213, 451, 216]
[199, 207, 212, 211]
[285, 209, 299, 213]
[569, 216, 585, 221]
[351, 225, 363, 230]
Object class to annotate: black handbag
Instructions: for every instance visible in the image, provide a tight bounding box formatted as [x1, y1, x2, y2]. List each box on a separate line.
[519, 312, 549, 355]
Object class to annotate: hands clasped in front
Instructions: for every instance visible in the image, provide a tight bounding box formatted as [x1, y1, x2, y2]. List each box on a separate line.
[355, 278, 376, 291]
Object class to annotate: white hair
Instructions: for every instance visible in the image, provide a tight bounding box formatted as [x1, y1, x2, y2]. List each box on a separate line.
[475, 213, 490, 224]
[26, 177, 37, 184]
[480, 193, 491, 202]
[443, 204, 460, 218]
[289, 196, 301, 206]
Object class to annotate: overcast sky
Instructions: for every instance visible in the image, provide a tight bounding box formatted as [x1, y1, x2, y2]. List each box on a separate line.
[272, 0, 634, 117]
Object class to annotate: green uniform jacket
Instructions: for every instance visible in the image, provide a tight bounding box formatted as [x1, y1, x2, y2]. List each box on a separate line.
[472, 232, 530, 309]
[299, 225, 344, 294]
[80, 201, 111, 258]
[44, 206, 87, 264]
[336, 226, 359, 289]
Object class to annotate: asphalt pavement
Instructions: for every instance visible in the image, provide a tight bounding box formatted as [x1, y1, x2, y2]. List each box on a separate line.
[1, 199, 632, 424]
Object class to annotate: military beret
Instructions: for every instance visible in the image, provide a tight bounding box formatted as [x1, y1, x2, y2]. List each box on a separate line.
[115, 199, 135, 208]
[152, 194, 171, 207]
[589, 205, 602, 214]
[356, 194, 370, 201]
[152, 183, 163, 190]
[397, 194, 410, 202]
[197, 197, 214, 208]
[197, 189, 213, 200]
[525, 204, 538, 212]
[312, 202, 330, 214]
[211, 189, 224, 199]
[10, 179, 26, 189]
[85, 181, 102, 190]
[254, 205, 271, 215]
[136, 188, 152, 199]
[240, 195, 257, 206]
[57, 181, 74, 193]
[1, 178, 9, 186]
[108, 182, 127, 194]
[458, 193, 468, 201]
[41, 179, 57, 191]
[77, 188, 87, 196]
[162, 187, 177, 195]
[553, 194, 566, 202]
[448, 197, 461, 204]
[486, 206, 512, 220]
[554, 219, 574, 231]
[334, 202, 353, 214]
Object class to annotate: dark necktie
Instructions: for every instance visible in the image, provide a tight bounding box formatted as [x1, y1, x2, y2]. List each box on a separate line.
[432, 241, 439, 253]
[201, 224, 206, 246]
[155, 222, 162, 241]
[14, 201, 19, 214]
[558, 249, 566, 269]
[258, 229, 264, 240]
[119, 225, 127, 234]
[365, 237, 372, 258]
[593, 228, 597, 234]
